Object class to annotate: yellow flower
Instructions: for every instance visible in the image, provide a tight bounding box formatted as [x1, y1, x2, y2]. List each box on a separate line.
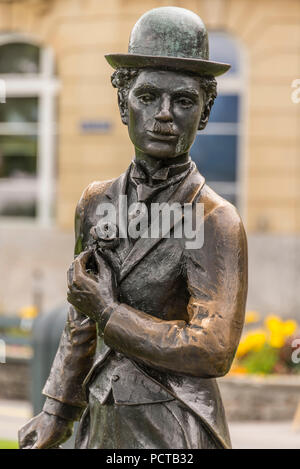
[235, 341, 249, 358]
[250, 330, 267, 350]
[229, 364, 247, 375]
[269, 333, 285, 348]
[282, 320, 297, 337]
[237, 314, 298, 360]
[265, 315, 283, 333]
[19, 305, 38, 319]
[236, 329, 267, 357]
[245, 310, 260, 324]
[264, 315, 298, 348]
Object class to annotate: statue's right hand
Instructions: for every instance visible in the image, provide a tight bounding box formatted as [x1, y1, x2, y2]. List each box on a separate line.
[18, 411, 73, 449]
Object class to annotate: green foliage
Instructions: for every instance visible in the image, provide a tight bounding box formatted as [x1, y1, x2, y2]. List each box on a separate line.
[0, 327, 30, 338]
[0, 440, 19, 449]
[241, 344, 279, 375]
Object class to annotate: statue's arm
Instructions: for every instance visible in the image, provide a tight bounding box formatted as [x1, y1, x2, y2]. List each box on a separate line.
[19, 186, 101, 448]
[102, 204, 248, 378]
[42, 305, 97, 419]
[18, 300, 96, 448]
[42, 190, 97, 420]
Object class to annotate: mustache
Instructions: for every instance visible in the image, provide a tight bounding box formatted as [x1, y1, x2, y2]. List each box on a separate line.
[149, 121, 179, 136]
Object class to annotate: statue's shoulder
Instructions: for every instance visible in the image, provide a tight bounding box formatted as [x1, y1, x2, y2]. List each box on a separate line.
[75, 178, 115, 218]
[198, 182, 245, 234]
[74, 178, 116, 253]
[80, 179, 114, 205]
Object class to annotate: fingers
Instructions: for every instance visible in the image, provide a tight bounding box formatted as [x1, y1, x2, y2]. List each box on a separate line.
[32, 434, 56, 450]
[18, 422, 47, 450]
[18, 419, 38, 449]
[32, 433, 55, 450]
[67, 249, 93, 289]
[29, 426, 64, 450]
[67, 287, 82, 311]
[31, 442, 40, 450]
[19, 431, 37, 449]
[73, 250, 92, 280]
[94, 250, 112, 277]
[18, 413, 72, 450]
[69, 249, 113, 288]
[77, 249, 92, 271]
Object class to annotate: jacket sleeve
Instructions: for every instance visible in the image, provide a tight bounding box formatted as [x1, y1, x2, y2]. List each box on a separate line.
[42, 189, 97, 420]
[103, 204, 248, 378]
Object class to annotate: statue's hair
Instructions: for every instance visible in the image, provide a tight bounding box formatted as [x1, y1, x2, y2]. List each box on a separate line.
[111, 68, 140, 124]
[111, 67, 217, 128]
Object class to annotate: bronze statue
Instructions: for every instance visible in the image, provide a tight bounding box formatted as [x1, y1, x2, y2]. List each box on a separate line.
[19, 7, 247, 449]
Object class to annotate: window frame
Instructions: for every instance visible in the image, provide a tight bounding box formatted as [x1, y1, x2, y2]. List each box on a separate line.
[194, 31, 248, 220]
[0, 33, 60, 226]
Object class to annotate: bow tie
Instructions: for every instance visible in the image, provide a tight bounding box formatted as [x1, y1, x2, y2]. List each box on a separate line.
[131, 158, 191, 183]
[130, 158, 192, 203]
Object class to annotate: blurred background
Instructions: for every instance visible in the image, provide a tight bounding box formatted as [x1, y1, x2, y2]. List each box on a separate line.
[0, 0, 299, 449]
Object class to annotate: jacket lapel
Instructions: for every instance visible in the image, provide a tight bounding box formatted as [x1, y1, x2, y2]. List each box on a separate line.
[100, 166, 131, 275]
[119, 164, 205, 282]
[104, 166, 130, 204]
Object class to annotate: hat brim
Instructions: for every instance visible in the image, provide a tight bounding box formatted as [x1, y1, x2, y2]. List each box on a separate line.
[105, 53, 230, 77]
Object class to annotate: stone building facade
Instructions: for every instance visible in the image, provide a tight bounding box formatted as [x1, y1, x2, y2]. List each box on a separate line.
[0, 0, 299, 316]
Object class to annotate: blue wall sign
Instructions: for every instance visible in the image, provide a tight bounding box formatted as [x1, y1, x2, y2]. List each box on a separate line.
[80, 120, 112, 134]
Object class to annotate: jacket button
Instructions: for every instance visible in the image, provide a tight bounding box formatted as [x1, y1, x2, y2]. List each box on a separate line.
[112, 374, 119, 382]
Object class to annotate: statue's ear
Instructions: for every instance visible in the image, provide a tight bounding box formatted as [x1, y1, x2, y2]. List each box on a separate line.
[198, 97, 214, 131]
[118, 92, 129, 126]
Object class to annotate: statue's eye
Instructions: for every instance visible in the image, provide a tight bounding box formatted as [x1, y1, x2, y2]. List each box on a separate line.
[138, 93, 155, 104]
[176, 97, 194, 108]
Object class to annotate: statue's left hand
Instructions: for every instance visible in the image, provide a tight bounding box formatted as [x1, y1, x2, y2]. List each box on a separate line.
[18, 412, 73, 449]
[67, 249, 118, 322]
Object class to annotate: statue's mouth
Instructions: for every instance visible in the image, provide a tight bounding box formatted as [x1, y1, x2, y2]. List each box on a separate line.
[147, 122, 179, 141]
[147, 130, 178, 141]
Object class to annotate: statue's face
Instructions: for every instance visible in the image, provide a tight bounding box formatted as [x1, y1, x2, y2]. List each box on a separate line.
[127, 69, 205, 159]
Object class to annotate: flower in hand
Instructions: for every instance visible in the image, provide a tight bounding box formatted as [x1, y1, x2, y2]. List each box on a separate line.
[67, 248, 118, 324]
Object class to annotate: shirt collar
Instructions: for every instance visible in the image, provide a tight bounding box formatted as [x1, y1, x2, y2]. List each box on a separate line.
[131, 157, 192, 182]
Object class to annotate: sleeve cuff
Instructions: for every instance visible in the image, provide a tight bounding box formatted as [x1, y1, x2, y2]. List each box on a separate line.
[98, 302, 119, 331]
[43, 397, 84, 421]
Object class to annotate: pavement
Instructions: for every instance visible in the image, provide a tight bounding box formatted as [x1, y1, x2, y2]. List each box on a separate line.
[0, 399, 32, 442]
[0, 399, 299, 449]
[229, 421, 300, 449]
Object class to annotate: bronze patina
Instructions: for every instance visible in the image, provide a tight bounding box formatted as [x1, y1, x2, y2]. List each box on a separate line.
[19, 7, 247, 449]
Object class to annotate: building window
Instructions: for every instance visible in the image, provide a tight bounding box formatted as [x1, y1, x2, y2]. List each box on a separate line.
[0, 35, 59, 224]
[191, 32, 245, 208]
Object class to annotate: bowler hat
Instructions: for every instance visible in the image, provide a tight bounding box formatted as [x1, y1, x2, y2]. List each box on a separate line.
[105, 7, 230, 77]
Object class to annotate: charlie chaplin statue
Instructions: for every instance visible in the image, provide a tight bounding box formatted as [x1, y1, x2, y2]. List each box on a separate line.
[19, 7, 247, 449]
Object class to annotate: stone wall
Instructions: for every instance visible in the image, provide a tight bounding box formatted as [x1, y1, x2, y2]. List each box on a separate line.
[247, 235, 300, 318]
[0, 224, 73, 314]
[218, 375, 300, 421]
[0, 358, 30, 401]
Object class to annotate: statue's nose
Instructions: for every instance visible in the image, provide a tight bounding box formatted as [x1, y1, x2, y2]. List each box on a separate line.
[155, 96, 173, 122]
